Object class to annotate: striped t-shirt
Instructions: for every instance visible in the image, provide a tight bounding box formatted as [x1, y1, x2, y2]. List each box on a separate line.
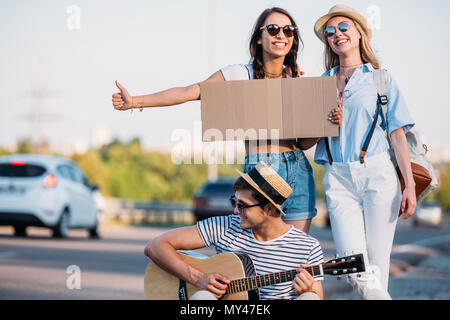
[196, 214, 324, 300]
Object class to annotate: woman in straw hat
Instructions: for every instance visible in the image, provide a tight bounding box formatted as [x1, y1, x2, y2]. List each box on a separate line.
[312, 5, 416, 300]
[113, 7, 342, 234]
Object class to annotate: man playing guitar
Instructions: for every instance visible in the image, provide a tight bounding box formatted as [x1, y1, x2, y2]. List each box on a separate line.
[144, 161, 324, 300]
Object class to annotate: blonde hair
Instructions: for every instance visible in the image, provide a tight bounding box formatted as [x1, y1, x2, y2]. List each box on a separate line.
[324, 18, 380, 71]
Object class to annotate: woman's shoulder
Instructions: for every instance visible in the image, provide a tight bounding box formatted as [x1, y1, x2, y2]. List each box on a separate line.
[321, 65, 338, 77]
[220, 64, 253, 81]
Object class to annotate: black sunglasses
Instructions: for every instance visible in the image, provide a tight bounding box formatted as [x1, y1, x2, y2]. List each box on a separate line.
[260, 24, 298, 38]
[324, 22, 351, 38]
[229, 195, 268, 214]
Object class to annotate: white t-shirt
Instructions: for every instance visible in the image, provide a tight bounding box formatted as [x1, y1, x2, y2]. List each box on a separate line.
[196, 214, 324, 300]
[220, 64, 292, 81]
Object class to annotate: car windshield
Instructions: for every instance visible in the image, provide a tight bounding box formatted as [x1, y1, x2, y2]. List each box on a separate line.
[203, 182, 234, 194]
[0, 164, 47, 178]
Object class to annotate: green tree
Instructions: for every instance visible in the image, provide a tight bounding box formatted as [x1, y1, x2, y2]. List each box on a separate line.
[72, 150, 108, 196]
[310, 158, 325, 200]
[17, 138, 33, 154]
[0, 146, 10, 156]
[435, 163, 450, 213]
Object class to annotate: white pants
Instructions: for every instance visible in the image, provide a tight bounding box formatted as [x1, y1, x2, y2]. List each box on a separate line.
[190, 290, 320, 300]
[323, 152, 401, 300]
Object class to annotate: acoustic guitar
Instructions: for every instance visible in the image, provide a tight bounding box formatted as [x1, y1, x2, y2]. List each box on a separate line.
[144, 251, 365, 300]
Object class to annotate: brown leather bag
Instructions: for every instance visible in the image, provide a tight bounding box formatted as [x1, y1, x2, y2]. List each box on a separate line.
[395, 163, 433, 216]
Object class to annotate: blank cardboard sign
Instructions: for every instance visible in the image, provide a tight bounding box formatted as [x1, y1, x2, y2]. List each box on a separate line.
[200, 77, 338, 141]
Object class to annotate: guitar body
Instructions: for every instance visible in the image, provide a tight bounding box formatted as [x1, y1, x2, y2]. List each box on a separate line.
[144, 251, 259, 300]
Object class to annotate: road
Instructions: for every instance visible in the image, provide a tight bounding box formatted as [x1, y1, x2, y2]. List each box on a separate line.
[0, 217, 449, 300]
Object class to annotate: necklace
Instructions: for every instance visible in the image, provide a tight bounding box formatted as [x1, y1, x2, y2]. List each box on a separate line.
[339, 65, 360, 85]
[339, 62, 363, 83]
[339, 70, 352, 85]
[340, 62, 363, 69]
[264, 69, 284, 79]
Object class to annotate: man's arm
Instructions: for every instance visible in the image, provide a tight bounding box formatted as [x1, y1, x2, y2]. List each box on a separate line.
[144, 225, 229, 298]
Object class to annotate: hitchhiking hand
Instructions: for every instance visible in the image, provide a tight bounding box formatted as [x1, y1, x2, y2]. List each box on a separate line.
[112, 81, 133, 110]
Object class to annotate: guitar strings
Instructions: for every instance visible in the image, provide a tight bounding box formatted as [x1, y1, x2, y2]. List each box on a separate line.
[226, 266, 321, 294]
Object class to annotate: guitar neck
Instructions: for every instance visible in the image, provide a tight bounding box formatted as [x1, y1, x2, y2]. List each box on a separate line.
[226, 265, 322, 295]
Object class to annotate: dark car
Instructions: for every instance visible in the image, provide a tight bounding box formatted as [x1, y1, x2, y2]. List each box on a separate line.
[192, 178, 236, 222]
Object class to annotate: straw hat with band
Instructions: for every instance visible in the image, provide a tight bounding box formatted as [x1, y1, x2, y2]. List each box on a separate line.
[314, 4, 372, 43]
[236, 161, 292, 215]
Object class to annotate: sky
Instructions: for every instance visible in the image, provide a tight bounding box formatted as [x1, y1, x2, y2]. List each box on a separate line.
[0, 0, 449, 155]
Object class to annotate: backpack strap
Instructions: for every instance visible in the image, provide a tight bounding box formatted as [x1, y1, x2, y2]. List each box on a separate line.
[373, 69, 389, 136]
[325, 69, 390, 165]
[325, 137, 333, 165]
[358, 69, 389, 164]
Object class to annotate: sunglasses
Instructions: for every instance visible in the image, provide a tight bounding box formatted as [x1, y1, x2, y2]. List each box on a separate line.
[260, 24, 298, 38]
[229, 195, 268, 214]
[324, 22, 352, 38]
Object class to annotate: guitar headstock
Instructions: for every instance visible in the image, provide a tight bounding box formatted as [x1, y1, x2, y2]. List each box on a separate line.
[322, 254, 365, 276]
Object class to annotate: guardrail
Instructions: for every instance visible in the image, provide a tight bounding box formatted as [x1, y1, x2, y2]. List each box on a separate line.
[100, 198, 329, 227]
[102, 197, 195, 225]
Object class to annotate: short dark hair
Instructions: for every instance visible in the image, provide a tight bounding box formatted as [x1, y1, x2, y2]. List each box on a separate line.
[233, 176, 280, 214]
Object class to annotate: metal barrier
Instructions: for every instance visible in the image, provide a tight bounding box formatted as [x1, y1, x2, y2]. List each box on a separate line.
[102, 197, 195, 225]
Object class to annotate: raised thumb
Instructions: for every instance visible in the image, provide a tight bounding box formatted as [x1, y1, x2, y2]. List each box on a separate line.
[115, 80, 125, 92]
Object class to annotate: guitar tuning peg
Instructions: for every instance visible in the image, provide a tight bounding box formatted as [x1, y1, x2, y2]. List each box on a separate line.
[352, 268, 357, 272]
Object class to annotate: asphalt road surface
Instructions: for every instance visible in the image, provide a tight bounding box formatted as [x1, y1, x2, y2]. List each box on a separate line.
[0, 218, 449, 300]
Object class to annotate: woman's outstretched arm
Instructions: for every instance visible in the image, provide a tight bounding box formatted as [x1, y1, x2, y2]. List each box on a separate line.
[112, 71, 225, 110]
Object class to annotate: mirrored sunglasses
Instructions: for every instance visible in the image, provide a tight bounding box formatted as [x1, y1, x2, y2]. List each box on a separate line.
[324, 22, 351, 38]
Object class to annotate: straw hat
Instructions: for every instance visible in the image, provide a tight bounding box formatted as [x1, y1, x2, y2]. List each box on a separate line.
[236, 161, 292, 215]
[314, 4, 372, 43]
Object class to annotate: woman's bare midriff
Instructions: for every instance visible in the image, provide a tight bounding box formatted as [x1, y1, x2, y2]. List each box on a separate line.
[245, 139, 299, 154]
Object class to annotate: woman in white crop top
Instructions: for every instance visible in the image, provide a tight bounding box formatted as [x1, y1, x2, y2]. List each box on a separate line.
[112, 7, 342, 233]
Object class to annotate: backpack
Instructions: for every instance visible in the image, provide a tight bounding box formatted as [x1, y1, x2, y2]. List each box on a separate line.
[372, 69, 438, 205]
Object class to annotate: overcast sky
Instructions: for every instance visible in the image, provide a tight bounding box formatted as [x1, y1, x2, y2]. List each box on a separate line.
[1, 0, 449, 154]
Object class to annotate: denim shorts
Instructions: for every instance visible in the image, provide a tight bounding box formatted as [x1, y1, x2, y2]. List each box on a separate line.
[243, 149, 317, 221]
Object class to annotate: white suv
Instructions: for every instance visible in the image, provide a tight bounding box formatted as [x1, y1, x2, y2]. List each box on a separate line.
[0, 154, 101, 238]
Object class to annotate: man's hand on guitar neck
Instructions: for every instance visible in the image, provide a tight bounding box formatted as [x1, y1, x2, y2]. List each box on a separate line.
[194, 272, 230, 299]
[293, 264, 316, 296]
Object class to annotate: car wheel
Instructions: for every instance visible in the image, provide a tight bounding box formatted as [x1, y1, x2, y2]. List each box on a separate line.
[14, 226, 27, 237]
[52, 209, 70, 238]
[88, 222, 100, 239]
